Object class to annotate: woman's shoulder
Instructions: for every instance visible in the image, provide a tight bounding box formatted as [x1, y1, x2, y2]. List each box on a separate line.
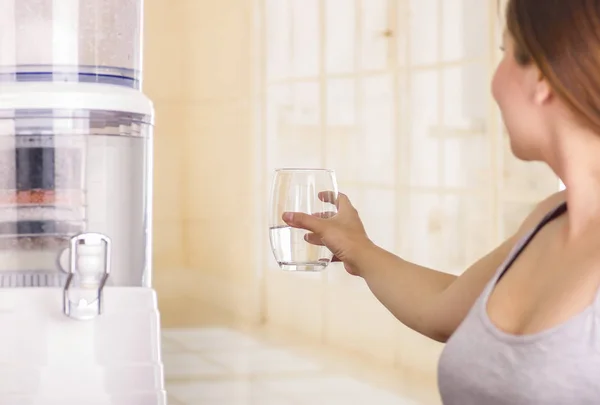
[516, 191, 566, 237]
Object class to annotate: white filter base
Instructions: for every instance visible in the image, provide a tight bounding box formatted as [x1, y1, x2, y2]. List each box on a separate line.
[0, 287, 166, 405]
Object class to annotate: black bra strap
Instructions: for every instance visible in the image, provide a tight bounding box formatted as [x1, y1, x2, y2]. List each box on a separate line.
[496, 201, 567, 283]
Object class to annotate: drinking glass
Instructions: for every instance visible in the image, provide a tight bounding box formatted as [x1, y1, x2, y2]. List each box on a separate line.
[269, 169, 338, 271]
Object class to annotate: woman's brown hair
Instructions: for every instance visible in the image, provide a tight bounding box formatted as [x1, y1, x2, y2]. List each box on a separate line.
[505, 0, 600, 132]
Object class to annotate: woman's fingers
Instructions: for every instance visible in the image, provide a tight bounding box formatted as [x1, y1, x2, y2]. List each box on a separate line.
[304, 232, 325, 245]
[318, 191, 352, 209]
[318, 191, 337, 204]
[282, 211, 324, 232]
[312, 211, 337, 219]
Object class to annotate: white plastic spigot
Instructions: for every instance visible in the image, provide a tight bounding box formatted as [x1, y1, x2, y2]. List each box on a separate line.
[63, 233, 111, 321]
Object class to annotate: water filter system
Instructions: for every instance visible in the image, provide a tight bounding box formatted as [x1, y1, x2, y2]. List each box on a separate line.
[0, 1, 166, 403]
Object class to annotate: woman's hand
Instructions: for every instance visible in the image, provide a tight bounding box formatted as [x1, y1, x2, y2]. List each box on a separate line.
[282, 191, 374, 276]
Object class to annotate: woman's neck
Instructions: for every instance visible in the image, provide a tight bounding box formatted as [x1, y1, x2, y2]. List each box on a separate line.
[552, 128, 600, 238]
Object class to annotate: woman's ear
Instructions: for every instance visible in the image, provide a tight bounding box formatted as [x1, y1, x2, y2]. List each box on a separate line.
[533, 70, 553, 105]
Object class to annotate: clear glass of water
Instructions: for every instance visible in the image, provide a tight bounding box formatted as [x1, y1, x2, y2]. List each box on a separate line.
[269, 168, 338, 271]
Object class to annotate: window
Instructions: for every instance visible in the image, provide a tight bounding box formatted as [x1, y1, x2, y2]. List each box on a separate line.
[260, 0, 558, 279]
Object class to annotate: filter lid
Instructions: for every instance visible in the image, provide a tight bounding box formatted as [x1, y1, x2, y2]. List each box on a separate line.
[0, 82, 153, 116]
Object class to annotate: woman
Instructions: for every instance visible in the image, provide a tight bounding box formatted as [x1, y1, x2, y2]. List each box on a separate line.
[283, 1, 600, 404]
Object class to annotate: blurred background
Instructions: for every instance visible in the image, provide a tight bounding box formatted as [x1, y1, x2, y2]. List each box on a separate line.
[145, 0, 558, 403]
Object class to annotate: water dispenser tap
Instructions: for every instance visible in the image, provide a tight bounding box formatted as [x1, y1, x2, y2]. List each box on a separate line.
[63, 232, 111, 320]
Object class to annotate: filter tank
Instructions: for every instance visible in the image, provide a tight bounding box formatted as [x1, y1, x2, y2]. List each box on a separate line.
[0, 0, 154, 315]
[0, 0, 143, 87]
[0, 82, 153, 291]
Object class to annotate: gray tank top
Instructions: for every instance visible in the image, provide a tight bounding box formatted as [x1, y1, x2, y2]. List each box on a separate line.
[438, 202, 600, 405]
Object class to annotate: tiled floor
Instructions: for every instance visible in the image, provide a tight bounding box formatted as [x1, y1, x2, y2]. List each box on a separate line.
[162, 327, 440, 405]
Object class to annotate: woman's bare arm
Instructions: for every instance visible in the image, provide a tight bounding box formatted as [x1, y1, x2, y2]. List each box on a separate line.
[353, 191, 566, 342]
